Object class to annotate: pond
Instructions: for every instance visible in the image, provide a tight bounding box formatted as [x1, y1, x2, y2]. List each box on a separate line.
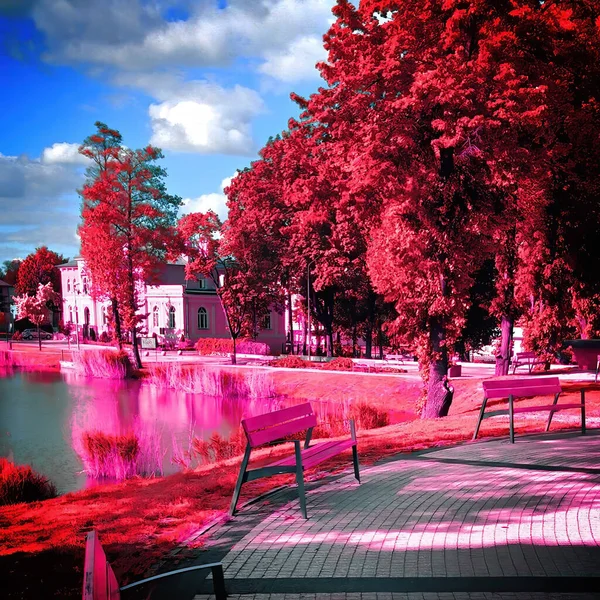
[0, 368, 410, 494]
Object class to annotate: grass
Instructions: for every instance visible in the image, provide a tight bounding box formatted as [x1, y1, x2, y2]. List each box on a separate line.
[1, 376, 598, 598]
[71, 349, 132, 379]
[0, 459, 57, 506]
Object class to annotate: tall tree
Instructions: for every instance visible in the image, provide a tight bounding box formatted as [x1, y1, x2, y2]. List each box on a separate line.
[1, 259, 21, 287]
[79, 124, 181, 368]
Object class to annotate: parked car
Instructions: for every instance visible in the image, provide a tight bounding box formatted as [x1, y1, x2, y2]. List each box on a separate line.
[21, 329, 53, 340]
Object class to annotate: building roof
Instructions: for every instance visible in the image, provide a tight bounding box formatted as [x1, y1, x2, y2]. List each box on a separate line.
[0, 278, 11, 287]
[57, 260, 78, 268]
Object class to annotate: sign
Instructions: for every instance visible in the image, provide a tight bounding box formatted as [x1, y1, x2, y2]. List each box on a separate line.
[140, 337, 158, 350]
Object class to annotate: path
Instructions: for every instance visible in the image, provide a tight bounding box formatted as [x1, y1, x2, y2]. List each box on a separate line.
[146, 430, 600, 599]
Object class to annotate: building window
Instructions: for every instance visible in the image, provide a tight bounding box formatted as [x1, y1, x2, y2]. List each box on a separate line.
[67, 279, 71, 292]
[102, 308, 107, 326]
[75, 306, 79, 324]
[198, 278, 206, 289]
[152, 306, 159, 327]
[168, 306, 176, 329]
[197, 307, 208, 329]
[82, 277, 88, 295]
[69, 306, 73, 323]
[84, 307, 90, 326]
[261, 312, 272, 330]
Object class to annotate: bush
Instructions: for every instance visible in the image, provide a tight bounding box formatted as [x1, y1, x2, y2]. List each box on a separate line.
[195, 337, 270, 356]
[72, 349, 132, 379]
[99, 331, 111, 343]
[192, 429, 247, 464]
[322, 357, 355, 371]
[11, 331, 22, 341]
[349, 403, 390, 429]
[271, 356, 312, 369]
[0, 458, 57, 505]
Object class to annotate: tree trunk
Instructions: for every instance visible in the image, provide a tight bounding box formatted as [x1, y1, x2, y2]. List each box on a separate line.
[365, 325, 372, 359]
[287, 290, 294, 354]
[131, 328, 142, 369]
[326, 323, 334, 357]
[494, 315, 514, 376]
[231, 336, 237, 365]
[37, 324, 42, 351]
[302, 316, 307, 356]
[111, 297, 122, 350]
[421, 321, 452, 418]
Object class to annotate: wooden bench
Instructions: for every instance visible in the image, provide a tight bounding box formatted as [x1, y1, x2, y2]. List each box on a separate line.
[512, 351, 544, 374]
[229, 403, 360, 519]
[82, 530, 226, 599]
[473, 377, 586, 444]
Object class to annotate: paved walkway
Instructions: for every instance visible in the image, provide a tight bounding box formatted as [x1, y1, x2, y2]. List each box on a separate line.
[149, 430, 600, 600]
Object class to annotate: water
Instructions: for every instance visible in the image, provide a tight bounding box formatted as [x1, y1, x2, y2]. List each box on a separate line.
[0, 369, 411, 494]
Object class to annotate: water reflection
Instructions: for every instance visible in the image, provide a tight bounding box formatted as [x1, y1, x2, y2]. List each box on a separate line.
[0, 369, 411, 494]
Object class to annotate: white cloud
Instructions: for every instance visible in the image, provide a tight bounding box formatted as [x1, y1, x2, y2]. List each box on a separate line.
[0, 150, 83, 262]
[116, 73, 264, 155]
[41, 142, 89, 165]
[259, 35, 327, 83]
[24, 0, 334, 82]
[180, 175, 236, 221]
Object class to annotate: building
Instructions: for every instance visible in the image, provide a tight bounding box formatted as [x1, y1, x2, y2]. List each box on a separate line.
[57, 258, 286, 353]
[0, 278, 14, 334]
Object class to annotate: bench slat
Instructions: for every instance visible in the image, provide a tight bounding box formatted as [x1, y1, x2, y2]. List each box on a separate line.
[83, 531, 120, 600]
[483, 377, 560, 390]
[247, 414, 318, 447]
[271, 439, 356, 469]
[484, 384, 561, 399]
[243, 403, 314, 433]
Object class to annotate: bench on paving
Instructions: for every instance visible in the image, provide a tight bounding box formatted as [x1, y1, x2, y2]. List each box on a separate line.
[512, 351, 544, 374]
[82, 530, 226, 599]
[473, 376, 586, 444]
[229, 402, 360, 519]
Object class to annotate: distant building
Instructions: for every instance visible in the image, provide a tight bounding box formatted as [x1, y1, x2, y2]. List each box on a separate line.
[57, 258, 285, 353]
[0, 278, 14, 333]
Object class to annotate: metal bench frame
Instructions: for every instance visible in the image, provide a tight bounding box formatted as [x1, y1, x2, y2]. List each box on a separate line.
[473, 377, 586, 443]
[229, 403, 359, 519]
[82, 530, 227, 599]
[512, 351, 544, 374]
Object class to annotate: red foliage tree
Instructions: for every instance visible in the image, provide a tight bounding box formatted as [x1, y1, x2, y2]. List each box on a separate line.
[79, 124, 181, 369]
[15, 247, 65, 297]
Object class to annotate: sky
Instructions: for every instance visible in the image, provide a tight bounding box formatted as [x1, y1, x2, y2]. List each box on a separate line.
[0, 0, 337, 265]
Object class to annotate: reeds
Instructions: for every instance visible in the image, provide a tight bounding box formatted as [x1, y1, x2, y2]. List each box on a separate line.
[0, 458, 57, 505]
[72, 349, 132, 379]
[147, 364, 275, 399]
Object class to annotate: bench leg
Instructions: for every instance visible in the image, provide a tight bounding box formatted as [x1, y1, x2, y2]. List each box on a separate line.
[294, 441, 307, 519]
[473, 397, 488, 441]
[229, 444, 252, 516]
[581, 389, 586, 435]
[509, 394, 515, 443]
[211, 564, 227, 600]
[545, 393, 560, 432]
[352, 445, 360, 483]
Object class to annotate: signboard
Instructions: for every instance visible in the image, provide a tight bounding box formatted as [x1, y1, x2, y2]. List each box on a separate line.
[140, 337, 158, 350]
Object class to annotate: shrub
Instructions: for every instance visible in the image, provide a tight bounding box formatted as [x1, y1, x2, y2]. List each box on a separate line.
[271, 356, 312, 369]
[11, 331, 22, 341]
[322, 357, 355, 371]
[195, 337, 270, 356]
[99, 331, 111, 343]
[350, 403, 389, 430]
[72, 349, 132, 379]
[0, 458, 57, 505]
[192, 429, 247, 464]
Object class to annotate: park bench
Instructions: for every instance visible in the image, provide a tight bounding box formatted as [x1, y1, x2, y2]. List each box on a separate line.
[512, 351, 544, 374]
[229, 403, 360, 519]
[473, 376, 586, 444]
[82, 530, 226, 600]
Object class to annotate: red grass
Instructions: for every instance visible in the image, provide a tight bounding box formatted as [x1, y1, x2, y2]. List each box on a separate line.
[1, 381, 598, 599]
[71, 349, 132, 379]
[0, 459, 57, 506]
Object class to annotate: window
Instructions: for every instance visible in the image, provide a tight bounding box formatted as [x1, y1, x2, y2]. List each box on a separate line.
[69, 306, 73, 323]
[84, 307, 90, 326]
[198, 278, 206, 289]
[67, 279, 71, 293]
[261, 312, 272, 330]
[75, 307, 79, 324]
[82, 277, 88, 294]
[152, 306, 159, 327]
[102, 308, 107, 326]
[197, 307, 208, 329]
[168, 306, 176, 329]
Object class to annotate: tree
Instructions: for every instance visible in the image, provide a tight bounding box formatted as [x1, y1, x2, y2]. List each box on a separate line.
[178, 210, 274, 365]
[15, 247, 65, 296]
[79, 123, 181, 368]
[14, 283, 60, 350]
[1, 259, 21, 287]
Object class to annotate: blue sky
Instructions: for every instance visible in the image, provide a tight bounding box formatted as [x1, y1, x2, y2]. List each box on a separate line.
[0, 0, 336, 264]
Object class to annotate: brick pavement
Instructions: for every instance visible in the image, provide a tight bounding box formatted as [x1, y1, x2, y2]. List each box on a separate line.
[153, 430, 600, 599]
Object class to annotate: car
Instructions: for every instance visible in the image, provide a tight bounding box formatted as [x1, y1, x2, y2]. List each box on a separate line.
[21, 329, 53, 340]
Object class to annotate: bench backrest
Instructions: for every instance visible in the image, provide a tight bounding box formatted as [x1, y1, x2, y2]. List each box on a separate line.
[82, 531, 120, 600]
[483, 377, 561, 400]
[242, 403, 317, 448]
[515, 351, 537, 360]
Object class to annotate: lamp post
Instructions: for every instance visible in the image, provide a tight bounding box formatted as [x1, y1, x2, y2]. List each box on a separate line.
[73, 283, 81, 352]
[307, 260, 315, 361]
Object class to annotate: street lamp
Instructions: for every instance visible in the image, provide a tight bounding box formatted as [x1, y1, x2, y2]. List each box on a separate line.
[307, 260, 315, 361]
[73, 282, 81, 352]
